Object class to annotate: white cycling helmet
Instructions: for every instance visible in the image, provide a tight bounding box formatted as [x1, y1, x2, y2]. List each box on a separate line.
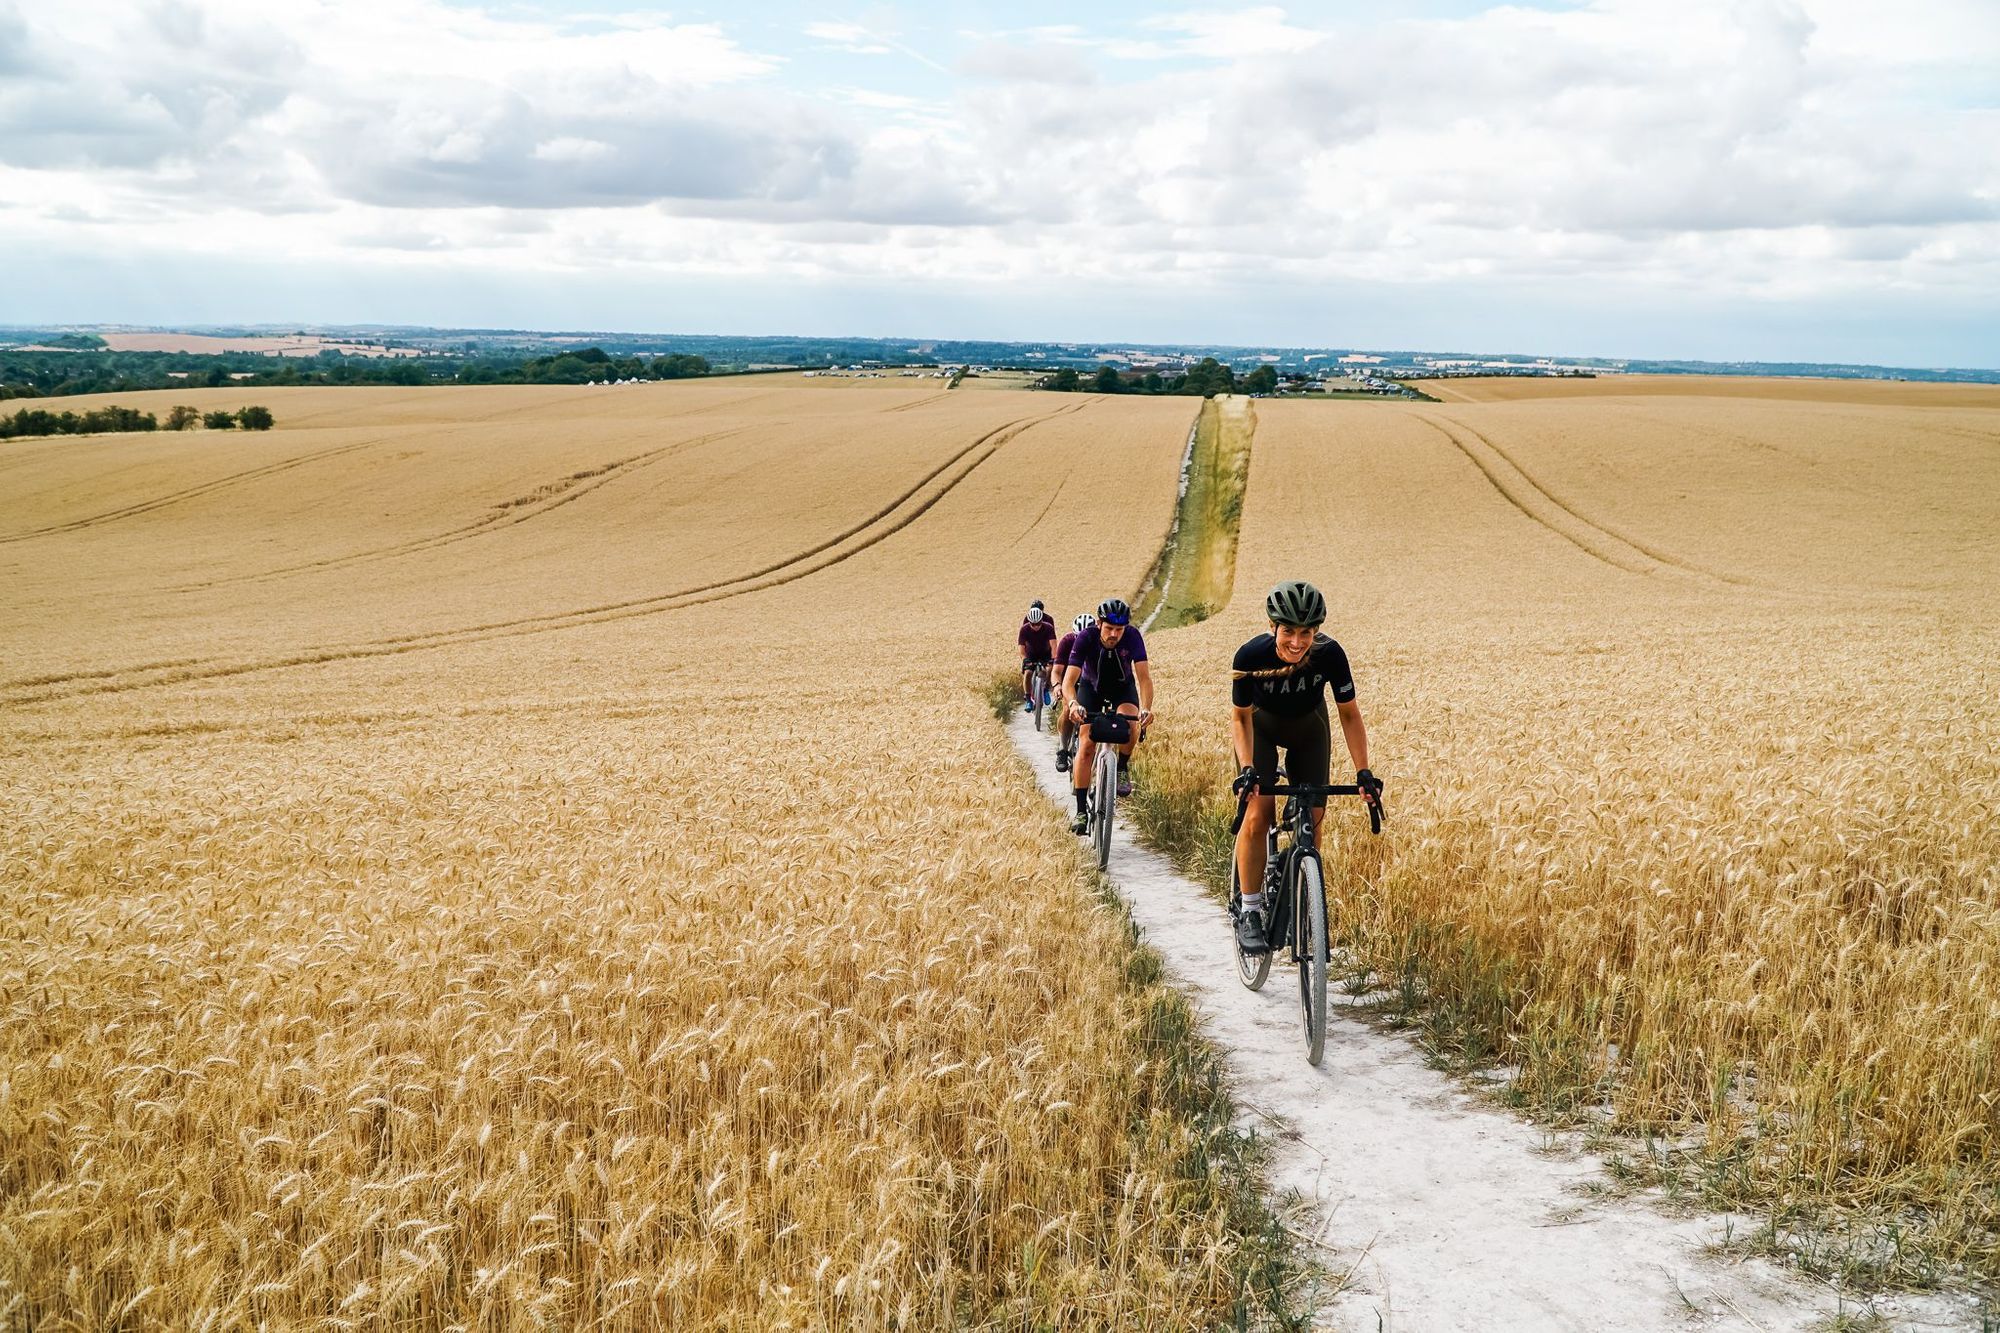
[1073, 613, 1095, 633]
[1026, 607, 1045, 625]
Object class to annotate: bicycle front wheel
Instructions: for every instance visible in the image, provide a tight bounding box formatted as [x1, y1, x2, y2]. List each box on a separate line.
[1231, 864, 1271, 991]
[1032, 669, 1046, 731]
[1296, 854, 1329, 1066]
[1092, 748, 1116, 870]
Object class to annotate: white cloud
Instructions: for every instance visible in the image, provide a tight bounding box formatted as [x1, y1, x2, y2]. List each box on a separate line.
[805, 21, 891, 55]
[0, 0, 1994, 355]
[1139, 6, 1327, 58]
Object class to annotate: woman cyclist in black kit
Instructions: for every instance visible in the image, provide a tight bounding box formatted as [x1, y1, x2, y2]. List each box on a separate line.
[1228, 580, 1383, 954]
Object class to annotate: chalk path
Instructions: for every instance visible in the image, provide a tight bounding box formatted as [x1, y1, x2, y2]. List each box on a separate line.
[1007, 714, 1976, 1331]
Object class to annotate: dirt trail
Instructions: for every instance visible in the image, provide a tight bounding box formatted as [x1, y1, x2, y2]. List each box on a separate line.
[1006, 713, 1978, 1332]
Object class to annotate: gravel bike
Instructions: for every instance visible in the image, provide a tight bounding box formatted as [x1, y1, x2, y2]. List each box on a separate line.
[1079, 708, 1135, 871]
[1027, 661, 1052, 731]
[1229, 776, 1383, 1066]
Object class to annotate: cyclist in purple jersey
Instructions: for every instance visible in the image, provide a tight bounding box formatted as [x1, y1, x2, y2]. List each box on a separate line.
[1051, 613, 1093, 771]
[1060, 597, 1153, 833]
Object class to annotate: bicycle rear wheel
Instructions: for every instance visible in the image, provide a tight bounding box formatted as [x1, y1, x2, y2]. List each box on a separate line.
[1092, 746, 1116, 870]
[1230, 864, 1271, 991]
[1296, 854, 1329, 1066]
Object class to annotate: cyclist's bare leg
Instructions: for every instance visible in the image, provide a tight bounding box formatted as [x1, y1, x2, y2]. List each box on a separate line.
[1235, 795, 1276, 897]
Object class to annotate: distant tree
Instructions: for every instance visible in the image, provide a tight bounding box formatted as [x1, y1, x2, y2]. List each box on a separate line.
[1182, 357, 1235, 398]
[1141, 372, 1164, 393]
[236, 405, 274, 430]
[0, 404, 155, 438]
[202, 409, 238, 429]
[1091, 365, 1124, 394]
[166, 405, 200, 431]
[203, 366, 230, 387]
[652, 353, 709, 380]
[1244, 365, 1278, 394]
[1047, 367, 1080, 392]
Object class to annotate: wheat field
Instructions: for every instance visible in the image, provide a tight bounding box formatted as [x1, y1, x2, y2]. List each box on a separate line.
[7, 371, 1998, 1322]
[0, 380, 1267, 1329]
[1131, 381, 2000, 1284]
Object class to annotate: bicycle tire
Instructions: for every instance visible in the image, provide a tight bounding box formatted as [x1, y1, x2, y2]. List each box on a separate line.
[1032, 666, 1046, 732]
[1230, 863, 1271, 991]
[1297, 854, 1329, 1065]
[1092, 745, 1116, 870]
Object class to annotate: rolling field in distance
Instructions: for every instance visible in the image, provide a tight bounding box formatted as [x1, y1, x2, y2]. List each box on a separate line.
[1414, 372, 2000, 408]
[1132, 381, 2000, 1284]
[4, 370, 1997, 1321]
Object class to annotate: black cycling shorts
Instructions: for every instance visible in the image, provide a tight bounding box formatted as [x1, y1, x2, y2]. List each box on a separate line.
[1076, 676, 1139, 714]
[1251, 705, 1331, 803]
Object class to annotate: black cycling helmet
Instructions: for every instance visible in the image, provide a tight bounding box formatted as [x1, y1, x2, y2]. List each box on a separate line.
[1265, 579, 1326, 627]
[1096, 597, 1131, 625]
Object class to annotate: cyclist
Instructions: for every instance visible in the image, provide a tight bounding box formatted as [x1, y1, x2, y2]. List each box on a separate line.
[1052, 612, 1094, 771]
[1018, 603, 1057, 711]
[1229, 580, 1381, 953]
[1061, 597, 1153, 834]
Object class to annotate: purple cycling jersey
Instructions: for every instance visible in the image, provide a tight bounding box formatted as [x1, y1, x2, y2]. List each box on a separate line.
[1071, 624, 1147, 687]
[1053, 630, 1080, 668]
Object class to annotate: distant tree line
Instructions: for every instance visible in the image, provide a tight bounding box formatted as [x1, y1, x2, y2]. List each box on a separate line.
[1041, 359, 1279, 398]
[0, 346, 709, 400]
[0, 404, 274, 440]
[456, 347, 710, 385]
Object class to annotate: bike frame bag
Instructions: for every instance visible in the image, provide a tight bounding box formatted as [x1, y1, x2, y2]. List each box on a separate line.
[1089, 714, 1134, 744]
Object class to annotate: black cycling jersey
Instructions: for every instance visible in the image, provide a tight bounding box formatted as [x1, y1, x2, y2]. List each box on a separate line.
[1230, 633, 1355, 716]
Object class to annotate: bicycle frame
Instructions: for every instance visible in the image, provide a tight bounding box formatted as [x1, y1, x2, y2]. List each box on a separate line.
[1079, 708, 1134, 870]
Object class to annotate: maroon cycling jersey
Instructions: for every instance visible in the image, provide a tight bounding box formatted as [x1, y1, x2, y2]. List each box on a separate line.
[1019, 619, 1057, 660]
[1071, 624, 1147, 687]
[1053, 630, 1081, 667]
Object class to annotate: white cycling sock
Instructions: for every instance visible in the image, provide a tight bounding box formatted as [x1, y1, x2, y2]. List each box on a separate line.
[1241, 892, 1264, 912]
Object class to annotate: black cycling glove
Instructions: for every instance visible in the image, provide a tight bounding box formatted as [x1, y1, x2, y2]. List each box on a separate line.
[1356, 768, 1383, 800]
[1232, 765, 1260, 796]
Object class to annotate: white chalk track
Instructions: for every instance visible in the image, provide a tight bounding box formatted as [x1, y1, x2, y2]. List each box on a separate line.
[1007, 713, 1978, 1332]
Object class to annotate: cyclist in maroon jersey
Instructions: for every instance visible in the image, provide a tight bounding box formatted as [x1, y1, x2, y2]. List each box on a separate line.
[1018, 602, 1057, 712]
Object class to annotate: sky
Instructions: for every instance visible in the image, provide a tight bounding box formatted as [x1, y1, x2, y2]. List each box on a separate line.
[1, 0, 1997, 364]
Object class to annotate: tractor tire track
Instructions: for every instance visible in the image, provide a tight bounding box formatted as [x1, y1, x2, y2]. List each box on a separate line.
[1442, 415, 1756, 586]
[1416, 414, 1653, 575]
[1422, 411, 1905, 609]
[0, 440, 379, 546]
[5, 404, 1085, 705]
[164, 427, 746, 594]
[880, 391, 953, 413]
[1008, 466, 1074, 551]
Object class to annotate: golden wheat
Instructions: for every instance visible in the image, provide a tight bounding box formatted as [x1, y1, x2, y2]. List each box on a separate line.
[0, 381, 1255, 1328]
